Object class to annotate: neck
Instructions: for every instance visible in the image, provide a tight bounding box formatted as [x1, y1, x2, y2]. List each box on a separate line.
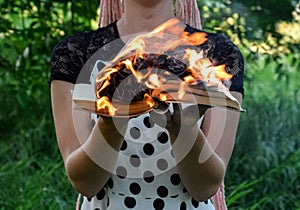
[117, 0, 175, 40]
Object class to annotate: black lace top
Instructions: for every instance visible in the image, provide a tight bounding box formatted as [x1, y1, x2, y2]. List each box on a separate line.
[49, 21, 244, 96]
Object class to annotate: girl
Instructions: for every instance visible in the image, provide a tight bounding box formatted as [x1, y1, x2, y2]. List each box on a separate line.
[50, 0, 244, 209]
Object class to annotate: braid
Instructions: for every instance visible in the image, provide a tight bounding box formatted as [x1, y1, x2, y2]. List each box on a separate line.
[98, 0, 201, 29]
[176, 0, 202, 29]
[98, 0, 123, 28]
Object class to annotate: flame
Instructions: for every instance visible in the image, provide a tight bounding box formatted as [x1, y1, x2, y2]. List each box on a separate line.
[178, 82, 186, 99]
[215, 64, 232, 80]
[96, 96, 117, 116]
[181, 31, 208, 46]
[95, 67, 118, 98]
[122, 59, 147, 83]
[144, 73, 166, 89]
[184, 49, 232, 84]
[158, 93, 168, 102]
[183, 75, 197, 84]
[95, 18, 233, 116]
[144, 93, 156, 108]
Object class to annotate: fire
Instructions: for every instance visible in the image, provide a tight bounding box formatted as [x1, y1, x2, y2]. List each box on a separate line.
[144, 93, 156, 108]
[178, 82, 186, 99]
[158, 93, 168, 102]
[96, 96, 117, 116]
[95, 18, 233, 116]
[95, 67, 118, 98]
[145, 73, 166, 89]
[122, 59, 147, 83]
[183, 49, 233, 84]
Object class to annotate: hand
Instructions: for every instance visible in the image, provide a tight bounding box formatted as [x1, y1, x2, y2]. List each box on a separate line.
[97, 115, 130, 136]
[149, 103, 210, 135]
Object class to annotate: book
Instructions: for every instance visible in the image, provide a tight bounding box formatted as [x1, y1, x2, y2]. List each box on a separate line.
[72, 81, 244, 118]
[73, 18, 245, 117]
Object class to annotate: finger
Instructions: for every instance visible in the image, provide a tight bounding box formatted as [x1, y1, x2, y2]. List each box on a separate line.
[171, 103, 182, 124]
[197, 105, 210, 117]
[180, 105, 210, 125]
[149, 110, 168, 128]
[172, 103, 183, 116]
[153, 101, 170, 114]
[100, 116, 130, 134]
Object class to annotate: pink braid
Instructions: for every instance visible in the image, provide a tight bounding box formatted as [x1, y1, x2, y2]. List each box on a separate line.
[211, 182, 228, 210]
[98, 0, 123, 28]
[176, 0, 202, 29]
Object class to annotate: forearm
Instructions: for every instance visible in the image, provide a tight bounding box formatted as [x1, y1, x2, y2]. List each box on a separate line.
[170, 125, 225, 201]
[65, 118, 127, 197]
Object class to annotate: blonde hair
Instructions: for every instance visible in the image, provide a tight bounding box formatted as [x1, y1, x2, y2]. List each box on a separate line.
[98, 0, 202, 29]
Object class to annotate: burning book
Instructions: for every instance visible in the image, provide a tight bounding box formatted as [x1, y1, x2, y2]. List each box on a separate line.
[73, 18, 244, 117]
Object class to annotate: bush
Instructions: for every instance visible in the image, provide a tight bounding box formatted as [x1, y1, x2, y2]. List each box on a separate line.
[225, 55, 300, 209]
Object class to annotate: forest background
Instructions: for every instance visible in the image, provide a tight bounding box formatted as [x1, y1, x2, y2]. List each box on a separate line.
[0, 0, 299, 209]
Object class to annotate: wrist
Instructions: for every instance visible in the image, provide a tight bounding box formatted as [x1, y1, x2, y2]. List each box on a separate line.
[168, 122, 198, 136]
[168, 123, 199, 145]
[97, 117, 129, 135]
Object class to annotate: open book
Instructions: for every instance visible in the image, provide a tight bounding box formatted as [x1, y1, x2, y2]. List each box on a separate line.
[73, 19, 245, 117]
[72, 82, 244, 118]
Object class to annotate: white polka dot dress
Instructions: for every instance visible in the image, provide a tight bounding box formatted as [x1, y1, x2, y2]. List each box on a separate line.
[80, 114, 215, 210]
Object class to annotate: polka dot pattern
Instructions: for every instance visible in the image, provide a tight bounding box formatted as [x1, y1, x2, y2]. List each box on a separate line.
[143, 143, 155, 156]
[153, 198, 165, 210]
[143, 170, 155, 183]
[116, 166, 127, 179]
[157, 158, 168, 171]
[157, 186, 168, 198]
[129, 182, 141, 195]
[129, 127, 141, 139]
[157, 131, 168, 144]
[124, 196, 136, 208]
[143, 116, 154, 128]
[120, 140, 127, 151]
[180, 201, 187, 210]
[170, 173, 181, 186]
[192, 197, 199, 208]
[107, 196, 110, 207]
[106, 177, 114, 189]
[96, 188, 105, 201]
[82, 114, 215, 210]
[130, 154, 141, 167]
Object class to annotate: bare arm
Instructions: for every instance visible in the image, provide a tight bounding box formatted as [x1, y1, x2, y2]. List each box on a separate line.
[151, 91, 243, 201]
[51, 80, 128, 197]
[177, 92, 242, 201]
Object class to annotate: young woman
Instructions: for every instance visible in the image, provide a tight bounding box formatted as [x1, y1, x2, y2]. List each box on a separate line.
[49, 0, 244, 209]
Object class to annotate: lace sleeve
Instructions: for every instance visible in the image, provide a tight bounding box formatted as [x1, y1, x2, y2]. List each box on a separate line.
[204, 33, 245, 96]
[49, 32, 90, 85]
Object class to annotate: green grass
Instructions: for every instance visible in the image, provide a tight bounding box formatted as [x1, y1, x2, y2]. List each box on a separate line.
[0, 124, 76, 209]
[225, 54, 300, 209]
[0, 87, 76, 209]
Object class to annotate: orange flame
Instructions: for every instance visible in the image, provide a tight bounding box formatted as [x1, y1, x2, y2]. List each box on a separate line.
[96, 96, 117, 116]
[158, 93, 168, 102]
[144, 93, 156, 108]
[95, 18, 233, 116]
[122, 59, 147, 83]
[183, 49, 232, 84]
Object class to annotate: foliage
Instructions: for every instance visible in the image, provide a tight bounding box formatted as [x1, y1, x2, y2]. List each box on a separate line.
[0, 0, 299, 209]
[225, 55, 300, 209]
[0, 0, 98, 209]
